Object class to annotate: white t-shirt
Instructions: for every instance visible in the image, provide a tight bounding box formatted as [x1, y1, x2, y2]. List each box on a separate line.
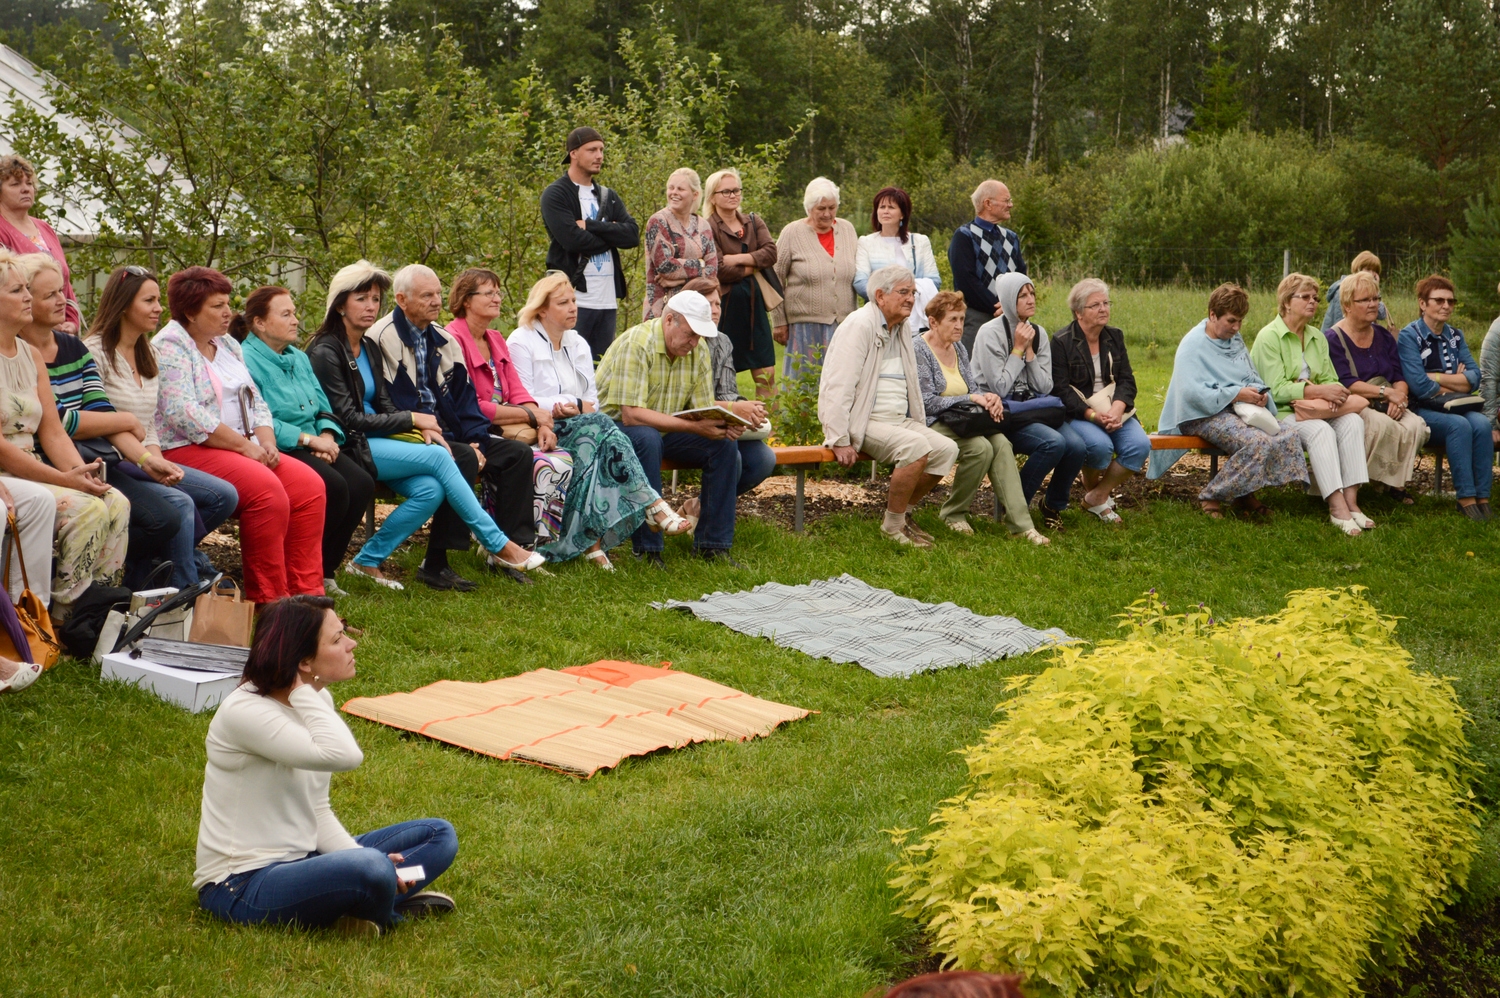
[575, 185, 616, 311]
[870, 337, 910, 424]
[1092, 352, 1105, 393]
[210, 344, 259, 435]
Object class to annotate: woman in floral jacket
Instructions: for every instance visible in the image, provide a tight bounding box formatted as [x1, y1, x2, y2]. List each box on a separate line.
[642, 168, 719, 319]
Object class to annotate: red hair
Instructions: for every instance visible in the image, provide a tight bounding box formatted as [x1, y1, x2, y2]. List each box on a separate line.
[166, 266, 233, 324]
[880, 971, 1026, 998]
[1415, 274, 1455, 301]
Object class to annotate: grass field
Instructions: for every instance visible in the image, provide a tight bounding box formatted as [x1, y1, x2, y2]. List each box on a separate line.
[4, 287, 1497, 998]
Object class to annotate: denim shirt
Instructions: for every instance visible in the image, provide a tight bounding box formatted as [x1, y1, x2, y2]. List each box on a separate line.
[1396, 318, 1479, 401]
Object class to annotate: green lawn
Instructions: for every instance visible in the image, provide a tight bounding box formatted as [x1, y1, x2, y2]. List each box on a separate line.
[5, 287, 1498, 998]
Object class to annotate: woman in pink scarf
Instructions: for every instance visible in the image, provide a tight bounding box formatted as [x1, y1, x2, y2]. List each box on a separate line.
[0, 156, 79, 334]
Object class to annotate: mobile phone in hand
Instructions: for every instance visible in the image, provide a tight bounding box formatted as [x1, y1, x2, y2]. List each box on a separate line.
[395, 864, 425, 882]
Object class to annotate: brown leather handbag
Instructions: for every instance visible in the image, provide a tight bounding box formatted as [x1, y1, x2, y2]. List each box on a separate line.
[1, 513, 62, 668]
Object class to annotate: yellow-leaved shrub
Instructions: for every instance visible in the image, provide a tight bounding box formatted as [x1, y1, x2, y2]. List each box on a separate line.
[891, 588, 1479, 997]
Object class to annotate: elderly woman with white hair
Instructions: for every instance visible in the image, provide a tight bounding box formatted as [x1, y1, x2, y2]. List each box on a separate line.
[772, 176, 858, 376]
[643, 167, 720, 320]
[1049, 278, 1149, 523]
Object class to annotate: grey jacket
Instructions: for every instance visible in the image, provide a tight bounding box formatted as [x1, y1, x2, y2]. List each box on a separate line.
[1482, 318, 1500, 428]
[912, 334, 978, 426]
[817, 302, 924, 449]
[971, 272, 1052, 398]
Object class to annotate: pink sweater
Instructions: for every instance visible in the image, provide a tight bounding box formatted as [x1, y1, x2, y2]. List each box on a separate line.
[0, 214, 80, 329]
[445, 316, 536, 420]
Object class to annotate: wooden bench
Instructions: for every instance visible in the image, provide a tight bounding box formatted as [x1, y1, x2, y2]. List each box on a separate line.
[1148, 434, 1222, 476]
[663, 445, 865, 533]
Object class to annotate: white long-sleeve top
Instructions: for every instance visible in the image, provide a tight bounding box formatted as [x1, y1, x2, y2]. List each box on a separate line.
[194, 684, 365, 889]
[853, 231, 941, 301]
[506, 322, 599, 409]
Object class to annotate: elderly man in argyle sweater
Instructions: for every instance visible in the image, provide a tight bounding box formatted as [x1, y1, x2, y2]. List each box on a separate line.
[948, 179, 1027, 353]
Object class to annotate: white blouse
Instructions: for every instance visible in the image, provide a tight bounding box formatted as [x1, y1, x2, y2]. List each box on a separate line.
[506, 323, 599, 409]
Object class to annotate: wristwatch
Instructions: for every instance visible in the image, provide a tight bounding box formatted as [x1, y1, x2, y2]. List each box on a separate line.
[1378, 386, 1387, 400]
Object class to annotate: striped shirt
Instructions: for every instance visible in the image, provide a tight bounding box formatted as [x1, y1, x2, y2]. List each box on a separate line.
[46, 332, 115, 436]
[84, 334, 162, 450]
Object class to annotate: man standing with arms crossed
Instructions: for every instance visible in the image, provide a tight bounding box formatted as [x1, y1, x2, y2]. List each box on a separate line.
[541, 127, 641, 362]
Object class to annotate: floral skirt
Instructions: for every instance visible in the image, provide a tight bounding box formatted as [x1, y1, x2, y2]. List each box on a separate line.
[40, 482, 130, 607]
[1180, 409, 1309, 502]
[539, 413, 661, 561]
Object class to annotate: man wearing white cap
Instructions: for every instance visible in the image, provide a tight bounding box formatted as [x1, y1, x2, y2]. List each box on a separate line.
[596, 290, 745, 564]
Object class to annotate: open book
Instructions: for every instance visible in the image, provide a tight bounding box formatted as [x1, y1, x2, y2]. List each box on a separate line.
[672, 404, 758, 428]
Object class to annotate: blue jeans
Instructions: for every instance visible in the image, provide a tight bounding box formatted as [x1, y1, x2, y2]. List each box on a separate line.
[737, 439, 776, 496]
[115, 465, 238, 588]
[1419, 408, 1494, 499]
[1006, 421, 1088, 510]
[198, 818, 458, 930]
[620, 424, 740, 552]
[355, 438, 508, 566]
[1068, 416, 1151, 473]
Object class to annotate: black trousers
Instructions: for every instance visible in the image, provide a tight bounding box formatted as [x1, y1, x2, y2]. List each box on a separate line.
[111, 468, 187, 589]
[430, 436, 536, 552]
[286, 449, 376, 577]
[575, 307, 618, 363]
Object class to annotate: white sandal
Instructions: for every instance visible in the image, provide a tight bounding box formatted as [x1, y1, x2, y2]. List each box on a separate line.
[584, 548, 615, 572]
[1018, 528, 1051, 546]
[944, 517, 974, 535]
[345, 563, 404, 590]
[0, 658, 42, 694]
[1350, 510, 1376, 529]
[1084, 496, 1123, 523]
[1330, 515, 1363, 536]
[488, 550, 547, 572]
[645, 500, 693, 536]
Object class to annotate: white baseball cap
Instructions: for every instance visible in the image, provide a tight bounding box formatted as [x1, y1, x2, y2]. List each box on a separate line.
[663, 290, 719, 338]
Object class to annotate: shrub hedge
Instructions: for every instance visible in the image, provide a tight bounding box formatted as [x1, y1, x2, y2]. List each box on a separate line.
[892, 588, 1479, 998]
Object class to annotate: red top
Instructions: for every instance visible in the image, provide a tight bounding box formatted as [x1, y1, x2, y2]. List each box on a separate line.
[0, 213, 80, 329]
[445, 316, 537, 421]
[817, 228, 836, 257]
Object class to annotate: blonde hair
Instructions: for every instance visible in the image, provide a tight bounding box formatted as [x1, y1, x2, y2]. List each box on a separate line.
[517, 272, 576, 330]
[700, 168, 742, 216]
[1341, 270, 1381, 307]
[17, 251, 61, 285]
[1276, 273, 1320, 316]
[1350, 251, 1382, 275]
[0, 247, 25, 286]
[667, 167, 701, 201]
[324, 259, 391, 316]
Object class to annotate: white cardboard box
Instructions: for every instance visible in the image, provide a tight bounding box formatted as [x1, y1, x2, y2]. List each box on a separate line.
[100, 651, 239, 713]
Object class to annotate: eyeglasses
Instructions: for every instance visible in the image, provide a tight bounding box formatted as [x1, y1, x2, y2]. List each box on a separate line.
[1086, 300, 1113, 310]
[1425, 296, 1458, 307]
[1290, 292, 1319, 302]
[716, 188, 742, 197]
[1350, 296, 1382, 305]
[474, 289, 503, 299]
[887, 287, 917, 298]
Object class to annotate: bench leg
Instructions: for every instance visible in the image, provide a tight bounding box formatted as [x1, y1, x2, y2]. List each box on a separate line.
[794, 467, 806, 533]
[1433, 452, 1444, 496]
[1209, 453, 1219, 478]
[365, 497, 376, 539]
[671, 469, 678, 492]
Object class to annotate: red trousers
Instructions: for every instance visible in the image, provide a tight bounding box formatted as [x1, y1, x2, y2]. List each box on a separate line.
[166, 444, 326, 603]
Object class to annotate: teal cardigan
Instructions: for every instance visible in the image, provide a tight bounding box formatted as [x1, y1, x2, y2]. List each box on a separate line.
[242, 334, 344, 450]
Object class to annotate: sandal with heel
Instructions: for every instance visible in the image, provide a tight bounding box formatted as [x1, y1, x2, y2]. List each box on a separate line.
[645, 500, 693, 536]
[584, 548, 614, 572]
[0, 658, 42, 694]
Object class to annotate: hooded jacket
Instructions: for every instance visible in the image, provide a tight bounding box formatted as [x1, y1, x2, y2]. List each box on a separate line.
[970, 273, 1052, 399]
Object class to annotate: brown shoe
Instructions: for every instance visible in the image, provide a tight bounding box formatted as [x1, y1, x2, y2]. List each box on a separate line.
[902, 524, 935, 549]
[904, 514, 935, 544]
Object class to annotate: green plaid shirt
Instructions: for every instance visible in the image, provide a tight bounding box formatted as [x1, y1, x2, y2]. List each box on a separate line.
[596, 317, 715, 420]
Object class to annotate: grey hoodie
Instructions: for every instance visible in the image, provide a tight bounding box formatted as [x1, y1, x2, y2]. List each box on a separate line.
[971, 272, 1052, 398]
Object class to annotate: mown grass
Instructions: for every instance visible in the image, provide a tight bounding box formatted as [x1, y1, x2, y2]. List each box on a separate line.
[4, 286, 1497, 998]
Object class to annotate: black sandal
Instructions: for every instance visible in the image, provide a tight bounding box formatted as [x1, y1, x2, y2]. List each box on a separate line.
[1232, 495, 1273, 521]
[1388, 487, 1416, 505]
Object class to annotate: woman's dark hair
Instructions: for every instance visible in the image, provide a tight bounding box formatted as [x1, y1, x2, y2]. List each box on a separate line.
[87, 266, 161, 379]
[870, 186, 912, 244]
[166, 266, 233, 325]
[228, 285, 292, 343]
[315, 273, 392, 342]
[242, 595, 337, 694]
[879, 971, 1026, 998]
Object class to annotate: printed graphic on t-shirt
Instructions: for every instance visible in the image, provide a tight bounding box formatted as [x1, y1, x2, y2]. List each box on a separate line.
[576, 185, 616, 311]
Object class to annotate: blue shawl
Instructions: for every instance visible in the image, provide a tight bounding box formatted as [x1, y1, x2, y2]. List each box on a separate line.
[1147, 320, 1279, 479]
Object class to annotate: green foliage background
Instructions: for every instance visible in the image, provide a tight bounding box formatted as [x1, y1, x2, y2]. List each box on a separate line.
[894, 588, 1480, 997]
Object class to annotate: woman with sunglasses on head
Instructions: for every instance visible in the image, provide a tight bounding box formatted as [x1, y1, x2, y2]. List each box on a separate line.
[703, 168, 778, 399]
[306, 261, 532, 589]
[1323, 269, 1428, 506]
[506, 271, 690, 570]
[1251, 273, 1373, 535]
[1397, 274, 1494, 520]
[195, 596, 458, 937]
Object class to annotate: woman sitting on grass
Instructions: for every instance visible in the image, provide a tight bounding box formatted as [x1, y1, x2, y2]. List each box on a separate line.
[195, 595, 458, 937]
[1148, 283, 1310, 520]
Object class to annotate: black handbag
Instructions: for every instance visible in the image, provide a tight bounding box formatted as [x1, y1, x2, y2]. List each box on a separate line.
[1418, 391, 1484, 414]
[936, 400, 1005, 437]
[1000, 396, 1067, 432]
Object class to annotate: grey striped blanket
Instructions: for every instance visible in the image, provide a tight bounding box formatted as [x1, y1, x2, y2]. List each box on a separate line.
[655, 574, 1075, 678]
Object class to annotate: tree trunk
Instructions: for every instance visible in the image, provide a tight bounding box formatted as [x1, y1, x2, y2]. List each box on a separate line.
[1027, 18, 1045, 165]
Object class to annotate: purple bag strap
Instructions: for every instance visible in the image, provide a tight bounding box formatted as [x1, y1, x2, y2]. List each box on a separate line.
[0, 538, 33, 663]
